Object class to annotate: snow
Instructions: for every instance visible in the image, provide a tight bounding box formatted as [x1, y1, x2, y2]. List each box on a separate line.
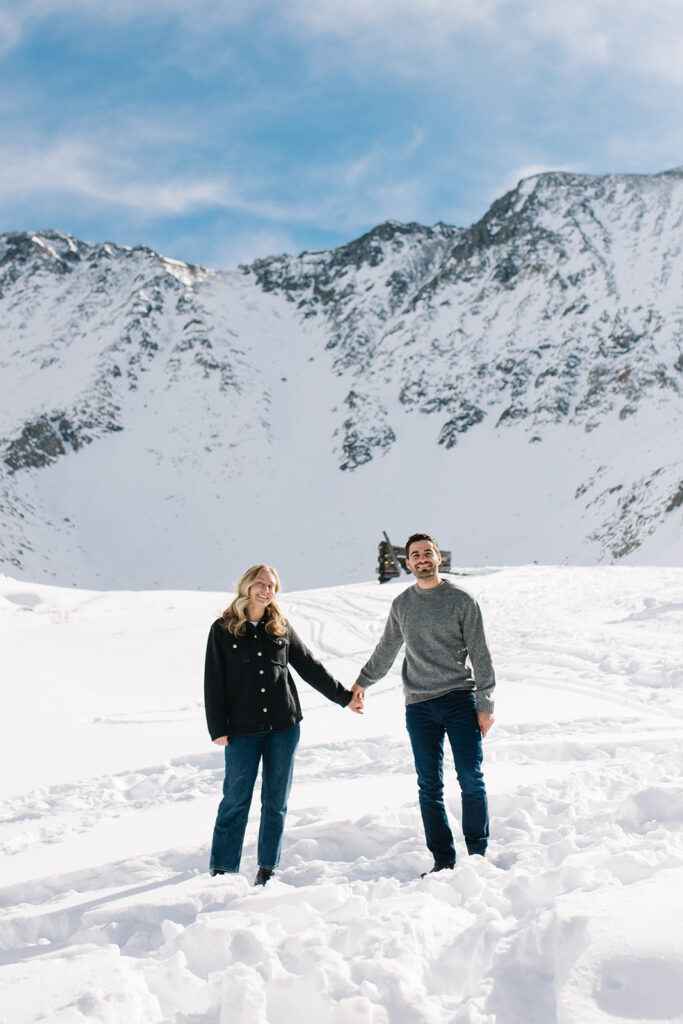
[1, 565, 682, 1023]
[3, 179, 683, 595]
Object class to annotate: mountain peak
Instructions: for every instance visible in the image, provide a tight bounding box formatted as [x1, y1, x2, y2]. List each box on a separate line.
[1, 167, 681, 588]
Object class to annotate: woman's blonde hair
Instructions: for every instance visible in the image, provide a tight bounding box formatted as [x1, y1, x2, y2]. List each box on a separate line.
[221, 564, 288, 637]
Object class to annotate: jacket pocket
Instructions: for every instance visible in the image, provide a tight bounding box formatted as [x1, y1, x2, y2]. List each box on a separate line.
[226, 638, 250, 664]
[268, 636, 289, 666]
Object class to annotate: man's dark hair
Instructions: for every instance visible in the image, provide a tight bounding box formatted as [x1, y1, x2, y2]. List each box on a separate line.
[405, 533, 440, 558]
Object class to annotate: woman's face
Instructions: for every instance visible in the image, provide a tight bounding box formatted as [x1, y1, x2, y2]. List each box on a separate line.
[248, 570, 278, 609]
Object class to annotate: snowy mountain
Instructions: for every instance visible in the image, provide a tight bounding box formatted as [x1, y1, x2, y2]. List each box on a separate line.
[1, 167, 682, 589]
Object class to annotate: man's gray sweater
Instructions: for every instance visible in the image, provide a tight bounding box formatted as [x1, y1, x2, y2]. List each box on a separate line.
[355, 577, 495, 713]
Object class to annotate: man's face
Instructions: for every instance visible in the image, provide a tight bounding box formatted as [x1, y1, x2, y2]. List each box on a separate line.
[405, 540, 441, 580]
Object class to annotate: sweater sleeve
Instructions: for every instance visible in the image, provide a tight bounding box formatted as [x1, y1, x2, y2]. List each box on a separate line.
[287, 627, 352, 707]
[355, 602, 404, 689]
[204, 621, 230, 739]
[461, 597, 496, 713]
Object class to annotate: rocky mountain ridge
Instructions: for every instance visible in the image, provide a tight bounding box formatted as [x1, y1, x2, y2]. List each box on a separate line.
[1, 167, 681, 589]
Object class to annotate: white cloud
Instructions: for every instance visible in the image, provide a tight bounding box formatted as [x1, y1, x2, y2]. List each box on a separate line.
[288, 0, 683, 95]
[0, 9, 21, 52]
[3, 0, 683, 88]
[0, 119, 431, 235]
[0, 135, 297, 221]
[272, 0, 683, 91]
[287, 0, 500, 39]
[0, 0, 498, 41]
[0, 0, 257, 52]
[523, 0, 683, 86]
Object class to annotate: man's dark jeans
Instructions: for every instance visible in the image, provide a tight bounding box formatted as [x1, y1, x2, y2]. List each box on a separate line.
[405, 689, 489, 862]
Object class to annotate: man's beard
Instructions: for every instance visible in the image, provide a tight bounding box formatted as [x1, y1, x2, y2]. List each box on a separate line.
[414, 565, 438, 577]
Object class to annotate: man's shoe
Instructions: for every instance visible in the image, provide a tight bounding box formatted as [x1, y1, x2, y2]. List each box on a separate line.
[254, 867, 274, 886]
[419, 863, 454, 878]
[209, 868, 225, 877]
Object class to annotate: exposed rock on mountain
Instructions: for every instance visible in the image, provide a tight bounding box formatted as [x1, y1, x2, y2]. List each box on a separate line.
[1, 169, 681, 589]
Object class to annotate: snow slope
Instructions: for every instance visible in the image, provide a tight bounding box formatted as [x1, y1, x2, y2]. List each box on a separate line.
[1, 566, 682, 1023]
[1, 167, 682, 592]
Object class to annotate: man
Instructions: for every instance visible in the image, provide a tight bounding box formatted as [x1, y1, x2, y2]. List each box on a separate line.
[352, 533, 495, 873]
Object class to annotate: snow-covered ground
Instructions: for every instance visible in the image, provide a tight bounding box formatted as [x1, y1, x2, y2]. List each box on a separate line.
[1, 566, 682, 1024]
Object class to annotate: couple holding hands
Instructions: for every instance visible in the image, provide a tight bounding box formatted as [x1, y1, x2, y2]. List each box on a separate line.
[204, 533, 496, 886]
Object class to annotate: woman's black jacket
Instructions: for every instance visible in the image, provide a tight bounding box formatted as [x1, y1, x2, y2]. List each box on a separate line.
[204, 618, 352, 738]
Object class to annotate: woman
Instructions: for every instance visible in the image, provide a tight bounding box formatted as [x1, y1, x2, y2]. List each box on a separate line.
[204, 564, 362, 885]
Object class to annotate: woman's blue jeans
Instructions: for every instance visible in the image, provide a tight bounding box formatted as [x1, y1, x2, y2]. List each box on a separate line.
[405, 690, 488, 863]
[210, 723, 300, 873]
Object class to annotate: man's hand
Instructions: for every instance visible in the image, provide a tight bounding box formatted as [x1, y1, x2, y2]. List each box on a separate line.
[477, 712, 494, 738]
[213, 736, 228, 746]
[349, 683, 366, 714]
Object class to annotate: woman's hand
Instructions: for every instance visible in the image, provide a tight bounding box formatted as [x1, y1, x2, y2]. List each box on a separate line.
[348, 685, 365, 714]
[213, 736, 229, 746]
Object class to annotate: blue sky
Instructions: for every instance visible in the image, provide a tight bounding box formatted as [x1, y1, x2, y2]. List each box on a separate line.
[1, 0, 682, 267]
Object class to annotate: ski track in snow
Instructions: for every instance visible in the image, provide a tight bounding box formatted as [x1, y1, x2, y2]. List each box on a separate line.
[1, 567, 682, 1024]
